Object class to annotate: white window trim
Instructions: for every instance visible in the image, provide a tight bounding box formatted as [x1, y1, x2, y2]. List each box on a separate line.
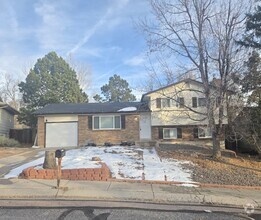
[161, 98, 171, 108]
[163, 128, 177, 139]
[198, 127, 212, 139]
[93, 115, 121, 130]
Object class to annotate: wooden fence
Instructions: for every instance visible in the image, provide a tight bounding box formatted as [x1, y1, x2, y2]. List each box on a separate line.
[9, 128, 36, 144]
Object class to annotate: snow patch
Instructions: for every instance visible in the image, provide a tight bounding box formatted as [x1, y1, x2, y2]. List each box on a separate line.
[117, 107, 137, 112]
[4, 146, 194, 183]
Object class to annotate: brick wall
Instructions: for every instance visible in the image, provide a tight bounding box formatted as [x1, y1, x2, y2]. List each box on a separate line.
[152, 125, 225, 148]
[37, 116, 45, 147]
[152, 126, 196, 141]
[78, 114, 140, 145]
[37, 114, 140, 148]
[19, 163, 111, 181]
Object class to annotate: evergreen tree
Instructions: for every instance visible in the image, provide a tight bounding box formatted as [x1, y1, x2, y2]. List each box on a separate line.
[242, 51, 261, 106]
[94, 74, 136, 102]
[18, 52, 88, 127]
[238, 4, 261, 49]
[238, 51, 261, 156]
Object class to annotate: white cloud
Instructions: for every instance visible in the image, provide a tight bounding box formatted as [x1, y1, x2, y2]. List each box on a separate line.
[67, 0, 129, 56]
[124, 54, 145, 66]
[34, 0, 71, 50]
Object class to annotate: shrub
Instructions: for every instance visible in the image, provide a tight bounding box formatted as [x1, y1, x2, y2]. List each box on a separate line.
[0, 136, 20, 147]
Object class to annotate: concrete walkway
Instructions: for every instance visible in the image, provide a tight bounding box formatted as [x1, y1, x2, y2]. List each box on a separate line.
[0, 149, 44, 178]
[0, 178, 260, 209]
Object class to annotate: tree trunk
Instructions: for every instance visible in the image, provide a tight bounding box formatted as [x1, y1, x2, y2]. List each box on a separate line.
[43, 151, 57, 169]
[212, 133, 222, 159]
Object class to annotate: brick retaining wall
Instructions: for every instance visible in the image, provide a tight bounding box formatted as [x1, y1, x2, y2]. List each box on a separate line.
[19, 163, 111, 181]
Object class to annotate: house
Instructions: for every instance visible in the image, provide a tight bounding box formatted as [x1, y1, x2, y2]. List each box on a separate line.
[0, 102, 19, 136]
[34, 102, 151, 148]
[141, 79, 228, 147]
[35, 79, 228, 148]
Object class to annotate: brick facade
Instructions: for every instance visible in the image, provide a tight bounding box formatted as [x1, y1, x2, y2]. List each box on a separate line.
[38, 114, 140, 147]
[152, 125, 225, 148]
[37, 116, 45, 147]
[152, 126, 196, 141]
[78, 114, 140, 145]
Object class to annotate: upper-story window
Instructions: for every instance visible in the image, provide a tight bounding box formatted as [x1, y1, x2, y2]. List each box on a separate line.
[156, 98, 171, 108]
[176, 97, 185, 108]
[192, 97, 207, 108]
[198, 98, 207, 107]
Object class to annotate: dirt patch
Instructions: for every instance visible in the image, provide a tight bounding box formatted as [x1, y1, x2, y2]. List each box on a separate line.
[157, 145, 261, 186]
[0, 147, 31, 159]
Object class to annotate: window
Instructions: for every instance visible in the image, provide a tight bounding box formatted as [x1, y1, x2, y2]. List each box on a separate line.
[176, 97, 185, 108]
[198, 127, 212, 138]
[163, 128, 177, 139]
[192, 97, 207, 107]
[156, 98, 161, 108]
[160, 128, 182, 139]
[93, 115, 121, 130]
[192, 97, 197, 108]
[162, 98, 171, 108]
[156, 98, 171, 108]
[198, 98, 206, 107]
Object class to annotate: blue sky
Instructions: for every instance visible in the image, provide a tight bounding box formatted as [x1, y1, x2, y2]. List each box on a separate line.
[0, 0, 152, 100]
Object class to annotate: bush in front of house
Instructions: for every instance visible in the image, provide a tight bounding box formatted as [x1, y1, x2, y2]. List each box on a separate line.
[0, 136, 20, 147]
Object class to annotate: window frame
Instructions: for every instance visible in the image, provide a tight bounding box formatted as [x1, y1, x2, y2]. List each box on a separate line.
[163, 128, 177, 139]
[93, 115, 121, 130]
[161, 98, 171, 108]
[198, 126, 212, 139]
[198, 97, 207, 107]
[176, 97, 185, 108]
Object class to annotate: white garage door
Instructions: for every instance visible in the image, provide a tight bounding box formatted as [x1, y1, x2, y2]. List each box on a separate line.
[45, 122, 78, 148]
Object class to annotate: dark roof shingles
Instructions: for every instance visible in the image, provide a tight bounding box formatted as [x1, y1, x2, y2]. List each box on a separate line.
[34, 102, 150, 115]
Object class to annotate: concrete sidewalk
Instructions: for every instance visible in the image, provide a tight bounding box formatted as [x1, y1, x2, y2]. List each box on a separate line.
[0, 178, 260, 209]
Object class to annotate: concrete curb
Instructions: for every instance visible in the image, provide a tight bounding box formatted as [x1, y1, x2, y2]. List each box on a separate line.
[0, 198, 260, 212]
[108, 179, 261, 190]
[0, 198, 260, 213]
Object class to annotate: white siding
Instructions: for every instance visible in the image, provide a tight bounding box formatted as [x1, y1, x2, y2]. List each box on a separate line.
[0, 109, 14, 136]
[145, 81, 228, 126]
[44, 115, 78, 123]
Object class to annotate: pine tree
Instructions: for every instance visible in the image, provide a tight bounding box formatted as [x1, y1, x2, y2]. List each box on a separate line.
[238, 4, 261, 49]
[18, 52, 88, 127]
[94, 74, 136, 102]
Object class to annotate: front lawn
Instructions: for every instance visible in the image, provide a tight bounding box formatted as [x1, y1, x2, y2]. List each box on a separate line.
[157, 144, 261, 186]
[5, 146, 194, 183]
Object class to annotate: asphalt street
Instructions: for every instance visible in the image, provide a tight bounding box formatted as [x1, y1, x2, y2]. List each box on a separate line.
[0, 207, 257, 220]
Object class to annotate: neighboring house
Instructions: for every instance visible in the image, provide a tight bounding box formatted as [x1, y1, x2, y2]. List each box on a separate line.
[0, 102, 19, 137]
[141, 79, 228, 147]
[35, 79, 229, 148]
[34, 102, 150, 148]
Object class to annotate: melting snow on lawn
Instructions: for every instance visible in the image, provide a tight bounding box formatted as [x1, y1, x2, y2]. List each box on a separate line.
[4, 146, 193, 182]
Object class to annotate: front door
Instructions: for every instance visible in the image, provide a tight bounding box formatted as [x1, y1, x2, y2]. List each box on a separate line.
[139, 113, 151, 140]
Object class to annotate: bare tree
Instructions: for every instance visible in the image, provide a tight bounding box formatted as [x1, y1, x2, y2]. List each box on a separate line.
[141, 0, 249, 158]
[66, 54, 92, 92]
[0, 73, 21, 109]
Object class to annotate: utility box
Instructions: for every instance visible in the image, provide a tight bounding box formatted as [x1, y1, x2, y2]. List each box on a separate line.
[55, 149, 66, 158]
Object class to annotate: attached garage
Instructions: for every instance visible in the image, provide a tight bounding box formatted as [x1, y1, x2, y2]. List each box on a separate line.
[35, 102, 151, 147]
[44, 115, 78, 148]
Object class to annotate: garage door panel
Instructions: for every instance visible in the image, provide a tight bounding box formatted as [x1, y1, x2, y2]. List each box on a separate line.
[46, 122, 78, 148]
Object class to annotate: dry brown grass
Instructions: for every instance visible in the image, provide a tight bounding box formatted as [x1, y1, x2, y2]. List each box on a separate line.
[0, 147, 31, 159]
[159, 149, 260, 172]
